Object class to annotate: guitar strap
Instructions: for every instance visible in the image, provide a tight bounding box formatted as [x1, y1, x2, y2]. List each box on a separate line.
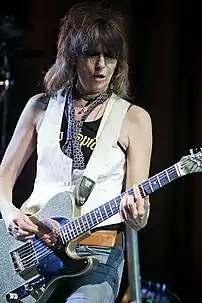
[75, 94, 130, 207]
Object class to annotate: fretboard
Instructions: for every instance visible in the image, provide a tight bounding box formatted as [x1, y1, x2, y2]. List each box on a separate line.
[58, 163, 180, 244]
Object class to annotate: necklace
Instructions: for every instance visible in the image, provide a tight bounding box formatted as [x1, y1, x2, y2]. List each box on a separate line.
[82, 95, 98, 102]
[77, 99, 87, 115]
[76, 98, 105, 119]
[93, 101, 105, 121]
[77, 98, 98, 115]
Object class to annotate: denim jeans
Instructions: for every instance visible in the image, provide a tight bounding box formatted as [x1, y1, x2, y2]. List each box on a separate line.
[47, 243, 125, 303]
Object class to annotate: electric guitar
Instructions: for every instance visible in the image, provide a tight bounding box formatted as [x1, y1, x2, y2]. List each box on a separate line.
[0, 149, 202, 302]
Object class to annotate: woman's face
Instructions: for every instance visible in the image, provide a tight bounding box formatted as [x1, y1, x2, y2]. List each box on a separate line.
[76, 53, 117, 95]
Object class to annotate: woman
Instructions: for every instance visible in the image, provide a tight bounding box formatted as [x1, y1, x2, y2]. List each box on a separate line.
[0, 2, 152, 302]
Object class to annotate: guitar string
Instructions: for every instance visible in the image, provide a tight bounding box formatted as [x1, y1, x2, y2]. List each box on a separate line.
[33, 164, 179, 244]
[13, 167, 179, 267]
[41, 164, 179, 243]
[14, 192, 124, 267]
[13, 165, 178, 267]
[12, 168, 179, 268]
[14, 159, 198, 263]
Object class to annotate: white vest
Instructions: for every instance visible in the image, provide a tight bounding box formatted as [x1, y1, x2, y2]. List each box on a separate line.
[22, 92, 129, 227]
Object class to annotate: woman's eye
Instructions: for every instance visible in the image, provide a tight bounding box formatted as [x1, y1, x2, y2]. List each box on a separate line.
[105, 56, 116, 62]
[86, 52, 98, 57]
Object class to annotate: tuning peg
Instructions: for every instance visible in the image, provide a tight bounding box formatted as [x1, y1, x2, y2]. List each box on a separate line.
[194, 148, 202, 153]
[189, 148, 202, 155]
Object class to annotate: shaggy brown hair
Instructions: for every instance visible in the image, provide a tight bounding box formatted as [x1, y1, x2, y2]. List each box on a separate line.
[44, 2, 129, 98]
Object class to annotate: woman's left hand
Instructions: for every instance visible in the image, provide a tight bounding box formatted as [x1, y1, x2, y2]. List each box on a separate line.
[120, 185, 150, 230]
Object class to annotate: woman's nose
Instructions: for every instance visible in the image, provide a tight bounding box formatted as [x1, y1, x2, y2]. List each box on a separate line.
[95, 54, 106, 69]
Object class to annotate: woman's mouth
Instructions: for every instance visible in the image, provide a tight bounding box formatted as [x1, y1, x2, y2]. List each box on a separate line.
[92, 74, 105, 81]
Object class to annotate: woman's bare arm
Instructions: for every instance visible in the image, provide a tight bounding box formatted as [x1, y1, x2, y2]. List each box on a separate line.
[0, 94, 45, 234]
[120, 105, 153, 230]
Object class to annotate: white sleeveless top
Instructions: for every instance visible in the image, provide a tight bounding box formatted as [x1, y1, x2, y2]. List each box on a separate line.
[22, 91, 129, 227]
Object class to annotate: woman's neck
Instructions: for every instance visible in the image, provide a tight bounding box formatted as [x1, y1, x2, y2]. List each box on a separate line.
[74, 88, 102, 106]
[75, 83, 108, 104]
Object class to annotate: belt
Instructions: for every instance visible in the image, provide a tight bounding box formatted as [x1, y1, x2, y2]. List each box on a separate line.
[79, 230, 123, 247]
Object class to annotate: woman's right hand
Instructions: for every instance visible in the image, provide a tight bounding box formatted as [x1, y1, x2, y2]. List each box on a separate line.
[2, 206, 39, 242]
[2, 206, 60, 245]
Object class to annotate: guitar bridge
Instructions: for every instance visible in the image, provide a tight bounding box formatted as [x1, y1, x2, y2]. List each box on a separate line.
[10, 240, 39, 274]
[11, 251, 25, 272]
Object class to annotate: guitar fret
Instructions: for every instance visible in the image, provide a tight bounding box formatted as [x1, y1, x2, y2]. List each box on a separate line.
[63, 224, 71, 241]
[165, 169, 171, 182]
[90, 211, 99, 225]
[108, 202, 113, 213]
[105, 203, 113, 216]
[158, 170, 168, 186]
[67, 223, 75, 238]
[75, 219, 82, 235]
[114, 196, 120, 206]
[174, 163, 181, 177]
[71, 221, 78, 237]
[149, 176, 159, 191]
[100, 205, 108, 220]
[111, 199, 118, 213]
[94, 208, 102, 223]
[59, 229, 66, 243]
[98, 207, 104, 219]
[156, 175, 162, 187]
[78, 217, 86, 233]
[81, 215, 90, 230]
[86, 213, 94, 229]
[168, 166, 178, 181]
[139, 184, 146, 198]
[148, 180, 154, 192]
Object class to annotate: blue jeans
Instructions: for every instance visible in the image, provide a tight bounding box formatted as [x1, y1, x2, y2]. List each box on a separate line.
[47, 243, 125, 303]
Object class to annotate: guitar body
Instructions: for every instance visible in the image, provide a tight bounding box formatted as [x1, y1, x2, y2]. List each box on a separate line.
[0, 192, 97, 302]
[1, 150, 202, 302]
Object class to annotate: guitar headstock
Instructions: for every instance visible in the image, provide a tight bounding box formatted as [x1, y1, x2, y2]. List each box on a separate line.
[178, 148, 202, 175]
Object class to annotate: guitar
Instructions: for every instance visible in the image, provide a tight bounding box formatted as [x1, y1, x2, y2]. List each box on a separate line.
[0, 149, 202, 302]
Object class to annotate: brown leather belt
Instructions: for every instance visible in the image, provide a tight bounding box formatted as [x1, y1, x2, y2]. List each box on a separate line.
[79, 230, 123, 247]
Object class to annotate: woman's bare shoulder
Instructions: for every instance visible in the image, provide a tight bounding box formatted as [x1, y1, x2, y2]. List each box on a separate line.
[28, 93, 50, 111]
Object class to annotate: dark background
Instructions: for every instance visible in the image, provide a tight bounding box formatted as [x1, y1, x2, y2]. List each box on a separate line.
[1, 0, 202, 302]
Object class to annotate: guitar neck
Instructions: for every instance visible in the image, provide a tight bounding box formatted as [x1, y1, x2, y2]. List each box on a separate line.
[59, 163, 181, 243]
[138, 163, 180, 197]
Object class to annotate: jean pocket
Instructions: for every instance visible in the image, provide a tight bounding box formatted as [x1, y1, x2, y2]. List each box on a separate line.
[101, 246, 125, 298]
[75, 245, 124, 300]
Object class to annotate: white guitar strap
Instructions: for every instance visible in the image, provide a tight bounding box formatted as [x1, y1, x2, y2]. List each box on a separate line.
[76, 94, 130, 206]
